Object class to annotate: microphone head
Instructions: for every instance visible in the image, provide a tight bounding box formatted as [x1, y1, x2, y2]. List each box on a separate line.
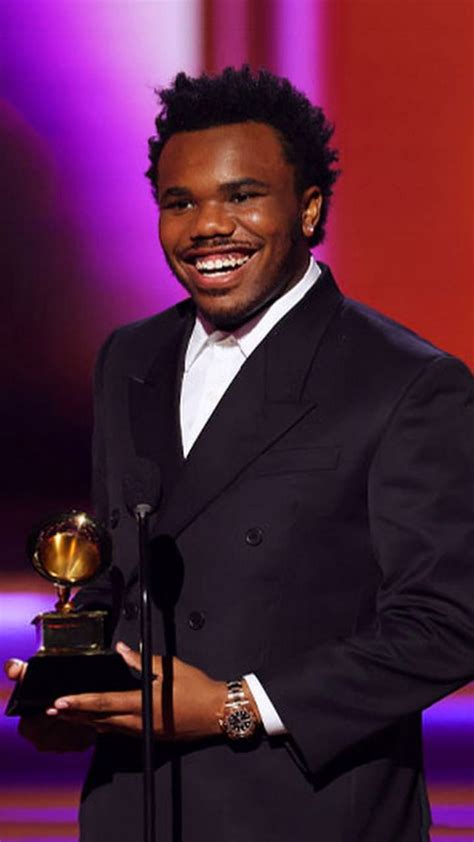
[122, 459, 162, 516]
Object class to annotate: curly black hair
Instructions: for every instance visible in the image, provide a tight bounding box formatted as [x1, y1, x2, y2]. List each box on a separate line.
[146, 66, 340, 246]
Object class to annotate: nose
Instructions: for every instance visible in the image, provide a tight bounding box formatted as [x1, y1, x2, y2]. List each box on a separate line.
[190, 200, 235, 240]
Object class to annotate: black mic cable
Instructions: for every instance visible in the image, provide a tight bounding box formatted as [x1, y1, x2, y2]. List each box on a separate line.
[123, 459, 161, 842]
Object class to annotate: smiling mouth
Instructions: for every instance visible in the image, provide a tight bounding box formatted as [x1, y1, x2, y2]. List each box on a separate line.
[184, 248, 258, 280]
[195, 253, 251, 277]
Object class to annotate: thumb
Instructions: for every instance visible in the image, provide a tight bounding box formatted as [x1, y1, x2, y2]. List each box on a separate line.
[116, 642, 161, 680]
[4, 659, 27, 682]
[116, 641, 141, 671]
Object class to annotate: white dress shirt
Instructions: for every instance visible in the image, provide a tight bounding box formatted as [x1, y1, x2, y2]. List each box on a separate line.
[179, 257, 321, 735]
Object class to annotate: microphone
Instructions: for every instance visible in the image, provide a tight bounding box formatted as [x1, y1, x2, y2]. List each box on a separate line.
[123, 458, 161, 519]
[122, 458, 161, 842]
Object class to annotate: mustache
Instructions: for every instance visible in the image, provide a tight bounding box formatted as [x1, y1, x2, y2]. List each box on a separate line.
[186, 237, 257, 250]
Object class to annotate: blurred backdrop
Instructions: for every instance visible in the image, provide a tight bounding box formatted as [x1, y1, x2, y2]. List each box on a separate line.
[1, 0, 473, 539]
[1, 1, 473, 840]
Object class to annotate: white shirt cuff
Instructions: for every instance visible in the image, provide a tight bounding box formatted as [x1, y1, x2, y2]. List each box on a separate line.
[244, 673, 287, 736]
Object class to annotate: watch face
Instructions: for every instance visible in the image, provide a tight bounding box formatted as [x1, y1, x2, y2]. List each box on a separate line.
[226, 708, 256, 739]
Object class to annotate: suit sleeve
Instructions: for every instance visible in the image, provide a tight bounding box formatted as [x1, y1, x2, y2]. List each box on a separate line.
[259, 356, 474, 773]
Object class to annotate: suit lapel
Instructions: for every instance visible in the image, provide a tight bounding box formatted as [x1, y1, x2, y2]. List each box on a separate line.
[155, 265, 343, 539]
[128, 302, 194, 507]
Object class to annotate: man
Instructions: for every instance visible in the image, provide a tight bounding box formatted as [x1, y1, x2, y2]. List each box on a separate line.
[7, 67, 474, 841]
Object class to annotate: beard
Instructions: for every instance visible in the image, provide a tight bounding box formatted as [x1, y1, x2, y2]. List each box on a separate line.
[190, 286, 273, 331]
[161, 222, 307, 331]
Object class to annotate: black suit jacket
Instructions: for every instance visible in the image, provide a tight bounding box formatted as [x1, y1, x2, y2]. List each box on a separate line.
[78, 265, 474, 842]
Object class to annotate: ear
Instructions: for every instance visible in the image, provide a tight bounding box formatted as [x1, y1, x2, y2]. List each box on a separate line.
[300, 187, 322, 239]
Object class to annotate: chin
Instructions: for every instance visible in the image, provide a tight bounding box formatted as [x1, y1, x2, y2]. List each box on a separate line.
[207, 315, 246, 331]
[198, 307, 248, 331]
[198, 298, 271, 330]
[174, 267, 287, 330]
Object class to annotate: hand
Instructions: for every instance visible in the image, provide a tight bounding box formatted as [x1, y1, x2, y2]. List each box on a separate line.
[45, 642, 230, 742]
[4, 658, 96, 753]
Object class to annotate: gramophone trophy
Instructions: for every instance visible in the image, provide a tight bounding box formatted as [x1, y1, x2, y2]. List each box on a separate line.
[6, 511, 139, 716]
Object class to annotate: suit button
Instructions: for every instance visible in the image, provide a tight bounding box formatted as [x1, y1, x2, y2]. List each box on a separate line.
[188, 611, 206, 631]
[110, 508, 120, 529]
[245, 527, 263, 546]
[123, 602, 138, 620]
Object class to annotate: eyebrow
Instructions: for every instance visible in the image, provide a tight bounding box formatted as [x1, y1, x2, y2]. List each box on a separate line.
[159, 177, 270, 205]
[158, 186, 190, 204]
[221, 178, 270, 192]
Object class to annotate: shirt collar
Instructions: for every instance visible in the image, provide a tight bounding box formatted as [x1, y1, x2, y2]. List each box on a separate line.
[184, 256, 321, 372]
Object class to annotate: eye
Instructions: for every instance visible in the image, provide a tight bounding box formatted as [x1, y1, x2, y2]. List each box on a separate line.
[161, 198, 194, 211]
[230, 191, 261, 204]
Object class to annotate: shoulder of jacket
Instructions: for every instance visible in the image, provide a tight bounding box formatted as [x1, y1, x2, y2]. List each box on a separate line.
[320, 295, 474, 407]
[97, 298, 193, 361]
[337, 296, 449, 367]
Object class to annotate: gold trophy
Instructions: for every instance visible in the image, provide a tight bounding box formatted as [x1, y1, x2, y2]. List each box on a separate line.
[6, 511, 139, 716]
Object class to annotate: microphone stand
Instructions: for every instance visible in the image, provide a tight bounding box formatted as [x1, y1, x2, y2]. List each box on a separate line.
[134, 503, 156, 842]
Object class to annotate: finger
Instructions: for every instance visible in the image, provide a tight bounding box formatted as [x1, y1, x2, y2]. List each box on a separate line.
[51, 711, 143, 736]
[116, 641, 161, 680]
[4, 659, 27, 681]
[83, 714, 170, 739]
[116, 641, 141, 671]
[91, 714, 142, 735]
[49, 689, 142, 716]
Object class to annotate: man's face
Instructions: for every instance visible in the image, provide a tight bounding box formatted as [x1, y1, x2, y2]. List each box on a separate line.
[157, 122, 321, 329]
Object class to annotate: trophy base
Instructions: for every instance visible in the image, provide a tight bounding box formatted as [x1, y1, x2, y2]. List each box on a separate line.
[5, 651, 141, 716]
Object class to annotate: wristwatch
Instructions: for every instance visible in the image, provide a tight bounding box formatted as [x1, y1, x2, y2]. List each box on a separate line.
[219, 679, 259, 740]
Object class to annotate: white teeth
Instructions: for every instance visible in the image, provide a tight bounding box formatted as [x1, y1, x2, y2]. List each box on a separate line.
[195, 254, 251, 273]
[199, 270, 233, 278]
